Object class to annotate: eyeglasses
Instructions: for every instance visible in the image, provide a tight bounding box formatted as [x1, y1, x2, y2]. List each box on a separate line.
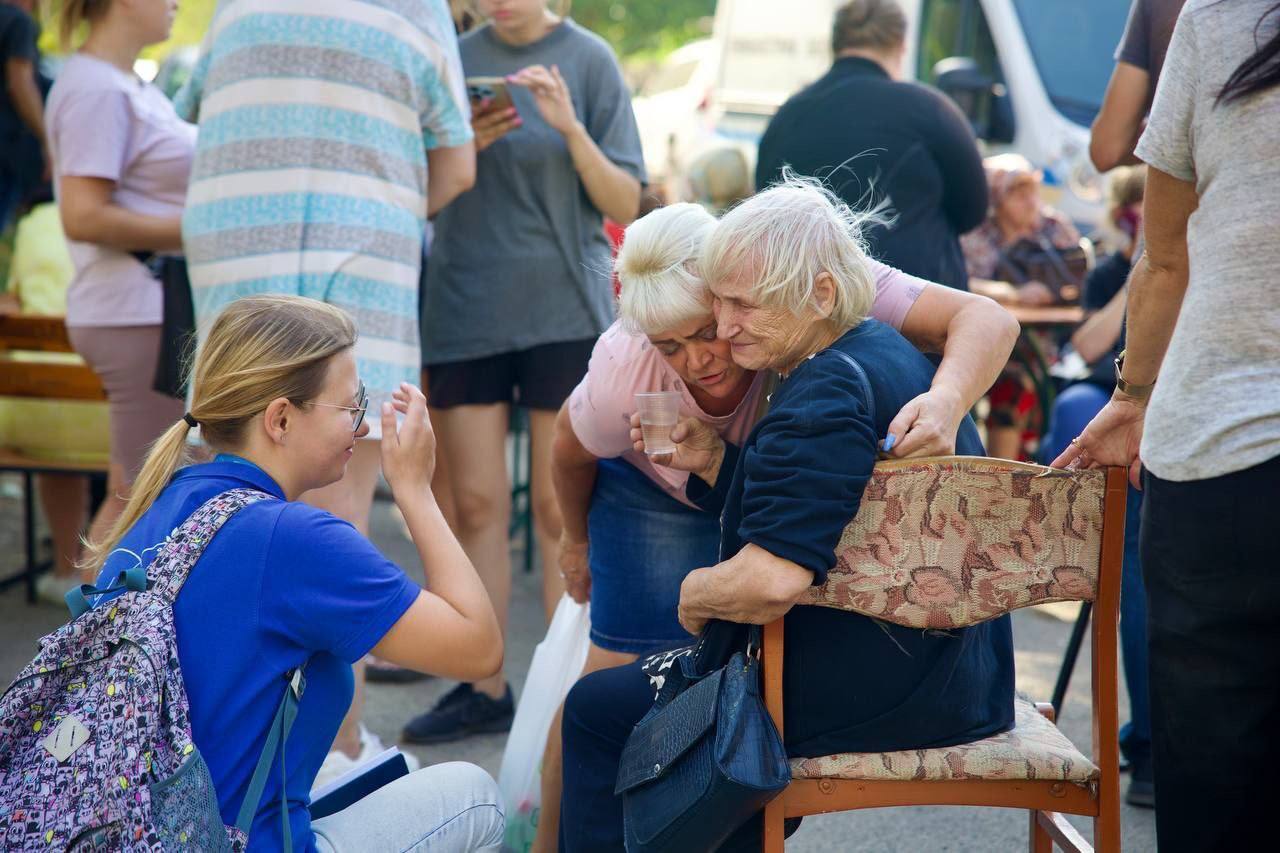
[310, 381, 368, 432]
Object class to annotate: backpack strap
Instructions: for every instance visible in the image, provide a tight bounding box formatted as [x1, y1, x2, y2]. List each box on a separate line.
[65, 487, 274, 619]
[236, 664, 308, 851]
[149, 487, 274, 605]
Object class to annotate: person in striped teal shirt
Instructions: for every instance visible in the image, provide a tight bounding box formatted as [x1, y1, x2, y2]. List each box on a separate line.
[175, 0, 476, 784]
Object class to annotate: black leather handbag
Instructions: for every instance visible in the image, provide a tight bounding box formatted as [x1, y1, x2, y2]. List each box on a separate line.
[615, 621, 790, 853]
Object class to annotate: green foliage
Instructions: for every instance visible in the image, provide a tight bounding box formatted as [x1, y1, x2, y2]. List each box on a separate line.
[569, 0, 714, 58]
[39, 0, 713, 61]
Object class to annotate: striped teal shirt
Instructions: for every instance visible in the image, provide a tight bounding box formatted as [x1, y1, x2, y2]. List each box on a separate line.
[177, 0, 470, 421]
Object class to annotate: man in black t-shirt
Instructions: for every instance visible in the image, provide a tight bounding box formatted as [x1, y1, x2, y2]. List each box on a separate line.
[0, 0, 48, 230]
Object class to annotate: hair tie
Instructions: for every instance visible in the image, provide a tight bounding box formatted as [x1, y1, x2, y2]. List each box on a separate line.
[183, 413, 199, 428]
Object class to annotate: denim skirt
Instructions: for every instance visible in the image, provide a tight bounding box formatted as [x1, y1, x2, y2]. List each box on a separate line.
[587, 457, 721, 654]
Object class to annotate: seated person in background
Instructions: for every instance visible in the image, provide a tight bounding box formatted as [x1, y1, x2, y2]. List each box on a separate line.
[684, 146, 753, 214]
[962, 154, 1083, 459]
[83, 295, 504, 852]
[963, 153, 1083, 306]
[557, 179, 1014, 852]
[539, 198, 1017, 849]
[1041, 164, 1153, 808]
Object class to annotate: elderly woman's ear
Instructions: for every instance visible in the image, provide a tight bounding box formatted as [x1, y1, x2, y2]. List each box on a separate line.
[811, 271, 839, 319]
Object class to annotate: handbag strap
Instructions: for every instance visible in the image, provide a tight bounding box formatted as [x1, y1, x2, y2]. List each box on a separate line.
[235, 664, 308, 851]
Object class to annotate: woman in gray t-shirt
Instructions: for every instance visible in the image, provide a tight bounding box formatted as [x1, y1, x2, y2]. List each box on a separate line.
[1054, 2, 1280, 847]
[413, 0, 645, 740]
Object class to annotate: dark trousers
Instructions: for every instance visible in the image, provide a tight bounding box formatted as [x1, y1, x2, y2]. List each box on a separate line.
[1141, 453, 1280, 851]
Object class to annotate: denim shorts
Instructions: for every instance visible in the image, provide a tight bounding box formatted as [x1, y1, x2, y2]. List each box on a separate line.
[587, 458, 720, 654]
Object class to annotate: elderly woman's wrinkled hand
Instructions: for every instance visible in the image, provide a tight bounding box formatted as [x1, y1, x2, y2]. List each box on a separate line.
[1050, 395, 1146, 489]
[558, 530, 591, 604]
[677, 545, 814, 635]
[630, 413, 726, 485]
[885, 385, 965, 458]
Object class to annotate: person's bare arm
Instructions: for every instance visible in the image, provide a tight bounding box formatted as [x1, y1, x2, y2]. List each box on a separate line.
[1071, 284, 1128, 364]
[676, 544, 813, 635]
[888, 284, 1020, 456]
[426, 140, 476, 218]
[5, 57, 43, 140]
[58, 176, 183, 252]
[1090, 62, 1150, 172]
[551, 402, 599, 603]
[510, 64, 641, 225]
[371, 385, 503, 680]
[1051, 167, 1197, 486]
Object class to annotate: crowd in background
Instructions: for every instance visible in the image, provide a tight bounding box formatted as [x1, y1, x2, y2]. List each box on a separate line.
[0, 0, 1276, 850]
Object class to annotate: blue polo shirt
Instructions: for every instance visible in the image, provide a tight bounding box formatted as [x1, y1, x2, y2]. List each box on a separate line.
[96, 459, 419, 851]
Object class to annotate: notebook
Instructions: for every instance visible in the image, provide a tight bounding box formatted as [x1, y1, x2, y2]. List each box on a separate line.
[309, 746, 411, 820]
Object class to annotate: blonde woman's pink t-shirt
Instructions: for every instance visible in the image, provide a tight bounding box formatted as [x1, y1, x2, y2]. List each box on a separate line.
[568, 258, 928, 506]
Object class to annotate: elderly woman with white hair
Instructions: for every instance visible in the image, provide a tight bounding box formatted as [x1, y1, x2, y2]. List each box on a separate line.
[556, 181, 1016, 851]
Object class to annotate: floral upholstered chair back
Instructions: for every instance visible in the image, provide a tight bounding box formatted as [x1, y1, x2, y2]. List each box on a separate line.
[799, 457, 1107, 629]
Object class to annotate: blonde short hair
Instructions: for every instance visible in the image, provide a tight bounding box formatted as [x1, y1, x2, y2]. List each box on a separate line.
[700, 176, 881, 329]
[616, 203, 718, 335]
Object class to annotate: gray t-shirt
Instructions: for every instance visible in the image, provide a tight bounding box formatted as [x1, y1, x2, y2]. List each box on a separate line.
[1134, 0, 1280, 482]
[1115, 0, 1186, 91]
[423, 19, 645, 363]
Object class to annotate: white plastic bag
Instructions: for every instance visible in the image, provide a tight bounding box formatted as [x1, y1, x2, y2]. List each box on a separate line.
[498, 595, 591, 852]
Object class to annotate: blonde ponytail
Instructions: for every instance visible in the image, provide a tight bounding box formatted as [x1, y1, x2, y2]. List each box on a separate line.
[80, 295, 356, 575]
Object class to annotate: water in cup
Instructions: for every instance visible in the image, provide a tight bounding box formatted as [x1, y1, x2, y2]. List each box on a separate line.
[635, 391, 682, 457]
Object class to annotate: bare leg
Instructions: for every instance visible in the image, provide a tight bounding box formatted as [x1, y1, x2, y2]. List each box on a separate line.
[302, 440, 382, 759]
[528, 408, 566, 620]
[431, 403, 512, 699]
[35, 474, 88, 578]
[988, 424, 1026, 461]
[532, 643, 637, 853]
[422, 368, 459, 532]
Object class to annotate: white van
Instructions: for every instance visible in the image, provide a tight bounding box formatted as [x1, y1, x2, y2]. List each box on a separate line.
[706, 0, 1132, 224]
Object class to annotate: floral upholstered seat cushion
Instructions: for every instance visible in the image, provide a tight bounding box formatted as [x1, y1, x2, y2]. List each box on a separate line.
[799, 458, 1106, 629]
[790, 696, 1098, 784]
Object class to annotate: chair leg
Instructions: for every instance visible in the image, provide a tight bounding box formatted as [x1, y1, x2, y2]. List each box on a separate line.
[762, 797, 785, 853]
[1029, 810, 1053, 853]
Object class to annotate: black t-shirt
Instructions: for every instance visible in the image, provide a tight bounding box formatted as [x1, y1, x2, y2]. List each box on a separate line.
[755, 58, 988, 291]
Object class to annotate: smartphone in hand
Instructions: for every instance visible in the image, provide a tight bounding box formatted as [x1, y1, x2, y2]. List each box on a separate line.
[466, 76, 516, 114]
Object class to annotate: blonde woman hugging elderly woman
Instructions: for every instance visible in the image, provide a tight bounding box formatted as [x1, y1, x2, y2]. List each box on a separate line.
[534, 188, 1019, 848]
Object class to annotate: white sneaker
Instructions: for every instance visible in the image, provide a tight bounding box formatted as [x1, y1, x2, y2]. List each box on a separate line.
[310, 725, 419, 794]
[35, 572, 81, 608]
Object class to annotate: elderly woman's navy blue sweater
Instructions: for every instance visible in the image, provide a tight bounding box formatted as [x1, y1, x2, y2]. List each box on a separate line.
[688, 319, 1014, 756]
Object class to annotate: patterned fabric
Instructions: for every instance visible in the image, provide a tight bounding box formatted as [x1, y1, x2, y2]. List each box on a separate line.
[175, 0, 471, 430]
[791, 695, 1098, 783]
[798, 458, 1106, 629]
[0, 489, 271, 851]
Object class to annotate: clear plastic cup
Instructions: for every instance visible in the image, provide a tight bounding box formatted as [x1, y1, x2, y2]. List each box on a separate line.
[634, 391, 682, 456]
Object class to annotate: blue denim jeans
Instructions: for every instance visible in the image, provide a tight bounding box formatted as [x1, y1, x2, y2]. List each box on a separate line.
[586, 458, 720, 654]
[1043, 382, 1150, 769]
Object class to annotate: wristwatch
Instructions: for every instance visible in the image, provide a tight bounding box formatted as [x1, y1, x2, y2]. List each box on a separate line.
[1113, 350, 1156, 401]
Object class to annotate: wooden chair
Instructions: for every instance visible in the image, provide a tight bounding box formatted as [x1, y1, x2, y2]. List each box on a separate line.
[761, 457, 1127, 852]
[0, 314, 107, 602]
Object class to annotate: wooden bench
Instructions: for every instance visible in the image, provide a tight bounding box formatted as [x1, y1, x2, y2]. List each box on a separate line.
[0, 314, 108, 603]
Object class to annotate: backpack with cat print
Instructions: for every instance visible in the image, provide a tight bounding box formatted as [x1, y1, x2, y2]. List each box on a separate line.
[0, 488, 280, 851]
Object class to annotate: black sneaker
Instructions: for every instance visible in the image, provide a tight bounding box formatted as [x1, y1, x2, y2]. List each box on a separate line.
[401, 683, 514, 744]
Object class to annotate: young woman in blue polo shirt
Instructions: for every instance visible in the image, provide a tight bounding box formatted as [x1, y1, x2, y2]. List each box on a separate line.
[81, 295, 504, 852]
